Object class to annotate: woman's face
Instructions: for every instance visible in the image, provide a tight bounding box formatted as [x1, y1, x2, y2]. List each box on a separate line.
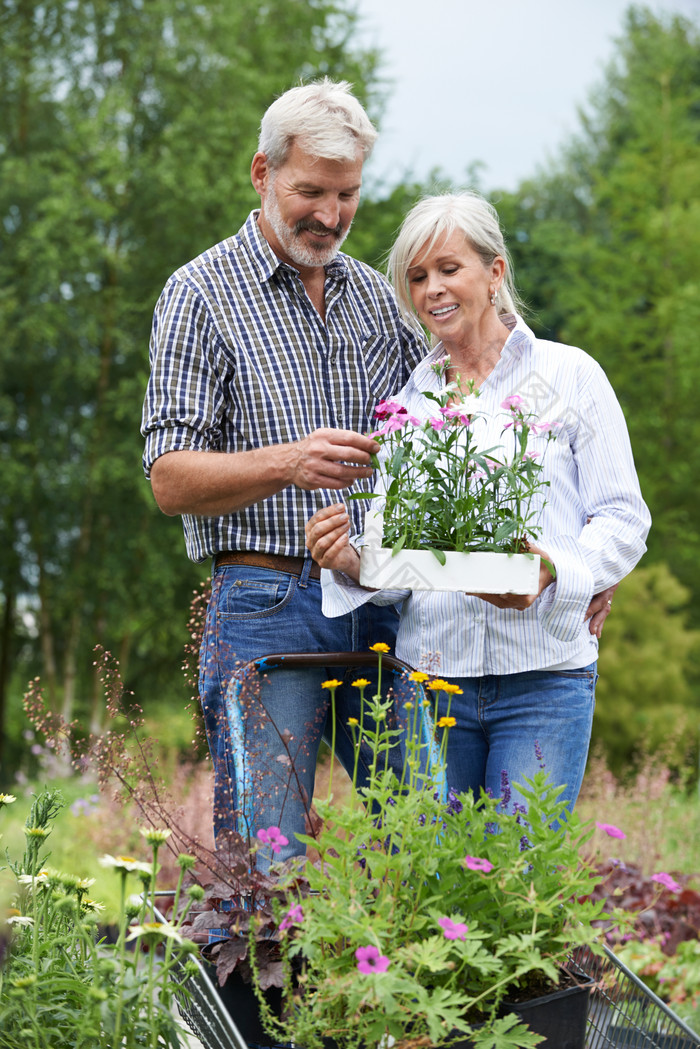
[407, 231, 504, 346]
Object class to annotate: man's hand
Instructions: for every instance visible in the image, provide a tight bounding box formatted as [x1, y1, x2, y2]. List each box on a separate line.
[290, 429, 378, 491]
[585, 583, 618, 638]
[305, 503, 361, 581]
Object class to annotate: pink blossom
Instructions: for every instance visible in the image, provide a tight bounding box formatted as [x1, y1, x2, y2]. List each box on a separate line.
[355, 945, 390, 973]
[256, 826, 289, 854]
[651, 872, 682, 894]
[596, 822, 626, 840]
[501, 394, 526, 412]
[463, 855, 493, 873]
[532, 420, 561, 436]
[374, 400, 407, 420]
[279, 903, 304, 931]
[370, 416, 409, 438]
[438, 916, 468, 940]
[429, 416, 447, 431]
[522, 451, 541, 461]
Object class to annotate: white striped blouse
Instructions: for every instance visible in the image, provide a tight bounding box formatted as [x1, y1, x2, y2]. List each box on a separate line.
[322, 315, 651, 676]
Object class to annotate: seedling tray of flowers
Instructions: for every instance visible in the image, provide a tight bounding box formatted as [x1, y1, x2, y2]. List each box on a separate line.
[359, 511, 540, 593]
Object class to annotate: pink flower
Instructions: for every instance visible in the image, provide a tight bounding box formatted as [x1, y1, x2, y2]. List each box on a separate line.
[355, 945, 390, 973]
[279, 903, 304, 931]
[256, 826, 289, 854]
[429, 416, 447, 431]
[596, 822, 626, 840]
[651, 872, 682, 894]
[374, 399, 407, 420]
[463, 855, 493, 873]
[532, 420, 561, 436]
[501, 394, 526, 412]
[438, 916, 468, 940]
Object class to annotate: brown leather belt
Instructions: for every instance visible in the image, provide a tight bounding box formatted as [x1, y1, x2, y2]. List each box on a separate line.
[214, 550, 322, 580]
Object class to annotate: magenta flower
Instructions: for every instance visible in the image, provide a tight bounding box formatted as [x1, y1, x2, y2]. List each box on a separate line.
[438, 916, 468, 940]
[651, 872, 682, 894]
[355, 945, 390, 973]
[279, 903, 304, 931]
[374, 399, 407, 420]
[429, 416, 447, 432]
[463, 855, 493, 873]
[595, 822, 626, 840]
[256, 826, 289, 854]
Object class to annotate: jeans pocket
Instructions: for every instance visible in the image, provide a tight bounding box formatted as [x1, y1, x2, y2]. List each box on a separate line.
[217, 569, 296, 620]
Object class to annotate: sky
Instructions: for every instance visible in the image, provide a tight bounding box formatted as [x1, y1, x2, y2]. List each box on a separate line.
[353, 0, 700, 192]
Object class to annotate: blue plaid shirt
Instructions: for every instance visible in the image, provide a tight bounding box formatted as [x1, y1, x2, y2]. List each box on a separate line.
[142, 212, 427, 562]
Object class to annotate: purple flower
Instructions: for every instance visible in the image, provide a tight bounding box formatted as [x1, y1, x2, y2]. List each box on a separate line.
[445, 790, 463, 816]
[463, 855, 493, 873]
[438, 916, 468, 940]
[256, 826, 289, 854]
[500, 769, 511, 809]
[355, 945, 390, 973]
[651, 872, 682, 894]
[596, 822, 626, 840]
[279, 903, 304, 931]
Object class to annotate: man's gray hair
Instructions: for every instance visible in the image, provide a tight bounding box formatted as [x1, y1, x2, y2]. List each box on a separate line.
[258, 78, 377, 169]
[388, 192, 522, 319]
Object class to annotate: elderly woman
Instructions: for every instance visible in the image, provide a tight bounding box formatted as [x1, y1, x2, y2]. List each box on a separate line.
[305, 191, 650, 812]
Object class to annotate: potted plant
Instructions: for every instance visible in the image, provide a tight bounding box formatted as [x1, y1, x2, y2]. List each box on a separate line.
[241, 652, 628, 1049]
[354, 357, 558, 593]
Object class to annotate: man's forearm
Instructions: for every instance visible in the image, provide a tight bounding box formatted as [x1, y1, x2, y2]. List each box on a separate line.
[149, 447, 296, 516]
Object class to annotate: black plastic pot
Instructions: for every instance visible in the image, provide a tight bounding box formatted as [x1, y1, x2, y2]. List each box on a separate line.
[449, 972, 593, 1049]
[201, 957, 283, 1047]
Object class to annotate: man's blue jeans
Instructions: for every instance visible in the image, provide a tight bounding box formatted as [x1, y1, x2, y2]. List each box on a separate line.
[443, 664, 598, 813]
[199, 560, 406, 866]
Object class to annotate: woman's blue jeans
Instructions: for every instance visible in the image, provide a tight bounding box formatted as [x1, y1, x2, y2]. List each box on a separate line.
[443, 663, 598, 814]
[199, 560, 407, 867]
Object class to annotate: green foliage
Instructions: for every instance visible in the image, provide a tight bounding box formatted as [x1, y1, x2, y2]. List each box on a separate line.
[0, 0, 382, 758]
[592, 563, 700, 775]
[0, 790, 201, 1048]
[252, 671, 623, 1049]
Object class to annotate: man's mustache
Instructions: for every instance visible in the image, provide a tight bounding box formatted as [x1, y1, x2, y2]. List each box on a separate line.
[295, 218, 343, 237]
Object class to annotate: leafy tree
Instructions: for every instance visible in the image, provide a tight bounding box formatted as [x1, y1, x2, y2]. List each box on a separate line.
[592, 563, 700, 776]
[0, 0, 381, 771]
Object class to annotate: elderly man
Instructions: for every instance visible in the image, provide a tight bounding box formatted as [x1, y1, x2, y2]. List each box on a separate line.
[141, 80, 427, 860]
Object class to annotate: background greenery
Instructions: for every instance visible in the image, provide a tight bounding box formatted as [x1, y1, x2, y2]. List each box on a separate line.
[1, 1, 699, 782]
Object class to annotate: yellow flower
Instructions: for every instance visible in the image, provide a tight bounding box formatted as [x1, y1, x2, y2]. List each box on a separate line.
[408, 671, 429, 683]
[369, 642, 390, 653]
[321, 679, 343, 690]
[427, 679, 450, 692]
[351, 678, 371, 688]
[441, 683, 464, 695]
[404, 702, 414, 710]
[347, 717, 359, 726]
[437, 716, 457, 728]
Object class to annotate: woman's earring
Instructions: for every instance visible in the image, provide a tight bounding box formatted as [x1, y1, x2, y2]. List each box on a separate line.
[490, 290, 497, 306]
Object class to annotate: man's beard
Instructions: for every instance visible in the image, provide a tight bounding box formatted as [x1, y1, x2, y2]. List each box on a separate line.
[264, 180, 351, 268]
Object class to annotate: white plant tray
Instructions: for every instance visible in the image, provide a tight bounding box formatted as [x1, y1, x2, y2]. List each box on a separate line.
[359, 512, 540, 594]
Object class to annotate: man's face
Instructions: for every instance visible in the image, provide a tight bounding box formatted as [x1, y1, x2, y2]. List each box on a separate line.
[254, 140, 363, 270]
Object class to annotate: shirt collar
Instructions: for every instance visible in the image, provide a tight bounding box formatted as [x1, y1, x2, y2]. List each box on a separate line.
[240, 210, 349, 285]
[409, 313, 535, 393]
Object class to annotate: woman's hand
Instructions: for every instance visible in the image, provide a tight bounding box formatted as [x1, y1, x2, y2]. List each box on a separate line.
[305, 503, 361, 581]
[469, 543, 554, 610]
[585, 583, 618, 638]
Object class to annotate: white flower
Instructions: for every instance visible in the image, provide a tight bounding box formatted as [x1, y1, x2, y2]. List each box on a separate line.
[7, 914, 34, 926]
[98, 854, 153, 876]
[126, 921, 185, 944]
[17, 870, 50, 887]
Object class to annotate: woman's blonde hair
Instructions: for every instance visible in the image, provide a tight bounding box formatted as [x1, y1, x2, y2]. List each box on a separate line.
[388, 191, 522, 320]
